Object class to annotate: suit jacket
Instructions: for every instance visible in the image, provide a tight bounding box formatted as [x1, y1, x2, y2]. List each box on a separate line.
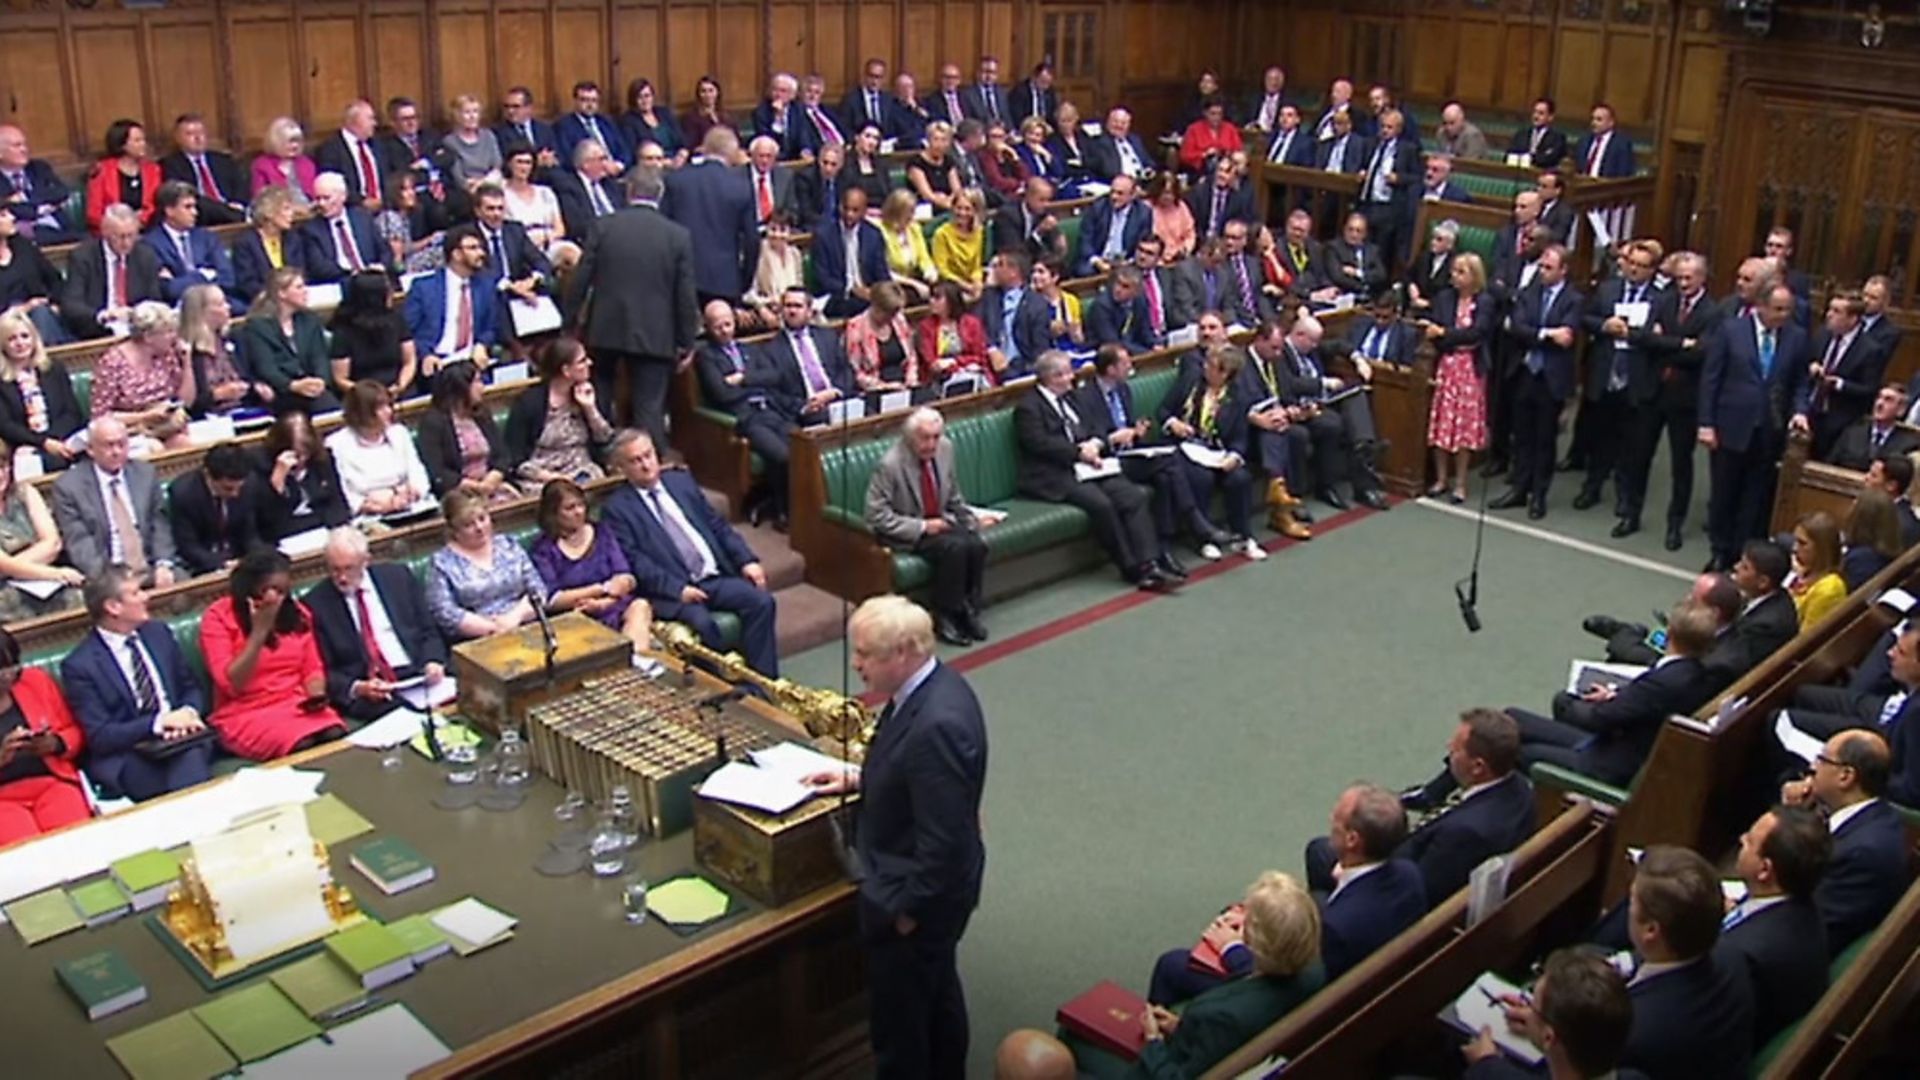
[144, 226, 240, 306]
[240, 310, 333, 400]
[1015, 386, 1099, 501]
[1086, 133, 1156, 181]
[1275, 237, 1323, 296]
[297, 209, 391, 284]
[1715, 896, 1829, 1042]
[61, 622, 208, 793]
[1072, 197, 1152, 276]
[1156, 366, 1252, 451]
[1646, 287, 1724, 413]
[1819, 800, 1911, 955]
[313, 132, 394, 206]
[975, 286, 1053, 379]
[884, 96, 931, 150]
[1355, 135, 1420, 212]
[158, 150, 247, 221]
[404, 269, 503, 358]
[1829, 418, 1920, 471]
[1583, 277, 1662, 404]
[1320, 859, 1427, 979]
[1420, 180, 1472, 204]
[839, 87, 892, 135]
[1073, 376, 1145, 446]
[1549, 656, 1714, 786]
[1621, 954, 1755, 1080]
[1083, 290, 1156, 355]
[548, 168, 625, 246]
[0, 360, 84, 458]
[790, 164, 841, 229]
[567, 205, 699, 360]
[762, 326, 856, 423]
[304, 563, 450, 712]
[1732, 590, 1800, 674]
[787, 104, 848, 161]
[252, 449, 349, 540]
[50, 459, 179, 577]
[229, 228, 309, 304]
[960, 84, 1010, 125]
[1575, 130, 1637, 178]
[921, 89, 970, 128]
[1347, 318, 1418, 365]
[1315, 133, 1374, 174]
[662, 162, 759, 302]
[1317, 239, 1386, 298]
[1507, 125, 1568, 170]
[602, 472, 760, 601]
[1171, 259, 1249, 328]
[59, 239, 163, 340]
[989, 202, 1067, 263]
[1184, 180, 1256, 239]
[1398, 772, 1535, 904]
[810, 218, 890, 301]
[555, 112, 632, 168]
[1135, 969, 1326, 1078]
[1008, 80, 1058, 127]
[738, 164, 796, 222]
[1864, 313, 1904, 370]
[477, 219, 554, 283]
[694, 338, 797, 419]
[1508, 281, 1585, 400]
[747, 101, 803, 160]
[1808, 326, 1887, 431]
[1536, 198, 1576, 243]
[166, 469, 261, 575]
[1699, 314, 1812, 454]
[415, 406, 509, 496]
[865, 438, 976, 547]
[1263, 126, 1315, 168]
[853, 659, 987, 943]
[0, 159, 75, 240]
[493, 117, 559, 160]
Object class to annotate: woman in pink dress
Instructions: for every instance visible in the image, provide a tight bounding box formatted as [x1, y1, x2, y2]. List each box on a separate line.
[1422, 253, 1495, 504]
[203, 550, 346, 761]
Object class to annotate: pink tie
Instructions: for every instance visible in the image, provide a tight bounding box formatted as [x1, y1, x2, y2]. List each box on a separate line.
[336, 218, 365, 270]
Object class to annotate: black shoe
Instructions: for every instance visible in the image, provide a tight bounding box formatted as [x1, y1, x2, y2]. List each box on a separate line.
[1480, 458, 1509, 478]
[1528, 497, 1547, 520]
[1357, 489, 1389, 510]
[1135, 567, 1176, 593]
[1319, 488, 1351, 511]
[1293, 503, 1315, 524]
[959, 608, 990, 643]
[1702, 556, 1727, 573]
[745, 497, 768, 527]
[1571, 489, 1602, 511]
[1583, 615, 1625, 640]
[1488, 489, 1528, 511]
[1610, 517, 1641, 539]
[1665, 524, 1684, 551]
[1558, 454, 1585, 472]
[934, 613, 973, 647]
[1156, 552, 1191, 580]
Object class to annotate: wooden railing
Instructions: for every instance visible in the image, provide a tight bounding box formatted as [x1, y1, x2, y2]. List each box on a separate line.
[1763, 876, 1920, 1079]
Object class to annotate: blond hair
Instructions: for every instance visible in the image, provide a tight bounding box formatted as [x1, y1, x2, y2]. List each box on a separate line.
[849, 595, 936, 659]
[0, 309, 51, 377]
[1239, 871, 1321, 976]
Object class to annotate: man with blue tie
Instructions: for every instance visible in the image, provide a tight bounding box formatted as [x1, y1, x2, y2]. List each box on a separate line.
[978, 252, 1052, 380]
[556, 81, 631, 174]
[1495, 245, 1584, 519]
[1700, 269, 1810, 571]
[144, 182, 243, 311]
[1073, 175, 1149, 278]
[1576, 239, 1662, 537]
[602, 428, 779, 677]
[693, 300, 797, 527]
[841, 58, 892, 135]
[1716, 806, 1832, 1043]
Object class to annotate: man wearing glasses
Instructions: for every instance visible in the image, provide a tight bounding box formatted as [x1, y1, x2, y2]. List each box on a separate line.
[1780, 728, 1909, 955]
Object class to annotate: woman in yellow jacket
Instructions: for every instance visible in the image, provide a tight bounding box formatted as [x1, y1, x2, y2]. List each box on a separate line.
[1787, 510, 1847, 627]
[931, 188, 989, 305]
[878, 190, 938, 305]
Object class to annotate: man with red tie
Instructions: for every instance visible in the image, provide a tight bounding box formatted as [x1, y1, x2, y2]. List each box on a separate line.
[313, 100, 391, 209]
[742, 135, 795, 228]
[57, 203, 162, 341]
[298, 172, 391, 284]
[159, 113, 247, 226]
[1133, 234, 1180, 344]
[1576, 103, 1636, 179]
[405, 225, 498, 369]
[865, 408, 990, 646]
[306, 526, 449, 724]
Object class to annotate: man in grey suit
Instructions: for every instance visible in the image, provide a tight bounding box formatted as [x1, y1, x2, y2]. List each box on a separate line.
[50, 417, 180, 587]
[567, 166, 700, 450]
[866, 408, 989, 647]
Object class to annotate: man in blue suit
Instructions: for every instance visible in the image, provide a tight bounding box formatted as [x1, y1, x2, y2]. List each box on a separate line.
[762, 287, 855, 426]
[1617, 846, 1755, 1078]
[1494, 244, 1584, 519]
[803, 596, 988, 1079]
[1311, 783, 1427, 980]
[495, 85, 560, 171]
[977, 252, 1053, 380]
[405, 226, 500, 367]
[299, 172, 391, 284]
[664, 127, 760, 305]
[1782, 728, 1911, 956]
[1699, 271, 1810, 571]
[1390, 709, 1537, 904]
[61, 566, 215, 802]
[602, 429, 779, 677]
[145, 181, 244, 312]
[1575, 103, 1636, 179]
[554, 81, 631, 174]
[1083, 267, 1156, 355]
[1072, 175, 1150, 278]
[1717, 805, 1832, 1043]
[810, 187, 889, 319]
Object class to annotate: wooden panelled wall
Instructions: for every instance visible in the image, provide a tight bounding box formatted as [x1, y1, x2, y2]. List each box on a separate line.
[0, 0, 1232, 165]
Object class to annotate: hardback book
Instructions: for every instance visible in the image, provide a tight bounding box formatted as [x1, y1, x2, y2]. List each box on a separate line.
[386, 913, 452, 964]
[56, 949, 148, 1021]
[270, 954, 368, 1020]
[349, 837, 436, 896]
[1056, 980, 1149, 1061]
[1186, 903, 1244, 976]
[67, 878, 133, 929]
[325, 922, 417, 990]
[109, 849, 182, 912]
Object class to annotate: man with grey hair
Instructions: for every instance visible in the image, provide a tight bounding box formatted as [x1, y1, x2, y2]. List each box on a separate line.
[1091, 107, 1154, 182]
[298, 170, 388, 283]
[305, 525, 449, 723]
[1645, 250, 1722, 550]
[1435, 102, 1490, 161]
[866, 408, 989, 645]
[1312, 783, 1426, 978]
[51, 416, 178, 586]
[742, 134, 796, 227]
[58, 200, 162, 340]
[1699, 278, 1809, 571]
[552, 138, 623, 241]
[752, 73, 801, 159]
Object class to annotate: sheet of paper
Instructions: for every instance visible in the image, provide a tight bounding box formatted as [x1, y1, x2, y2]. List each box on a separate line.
[346, 709, 425, 750]
[432, 897, 518, 949]
[825, 398, 867, 426]
[1166, 326, 1200, 349]
[697, 761, 814, 815]
[1073, 457, 1121, 482]
[964, 504, 1008, 526]
[186, 415, 237, 446]
[1715, 694, 1749, 733]
[751, 742, 855, 785]
[1442, 973, 1544, 1065]
[1723, 879, 1750, 906]
[396, 677, 458, 713]
[1116, 445, 1176, 458]
[1585, 208, 1615, 250]
[193, 982, 322, 1063]
[877, 389, 912, 414]
[509, 295, 564, 336]
[243, 1004, 451, 1079]
[274, 527, 330, 558]
[1178, 442, 1234, 470]
[1774, 711, 1824, 764]
[647, 877, 732, 924]
[1614, 301, 1651, 328]
[1877, 587, 1916, 614]
[942, 373, 986, 397]
[1565, 659, 1649, 695]
[7, 578, 65, 601]
[1078, 181, 1112, 198]
[489, 360, 532, 385]
[305, 283, 343, 310]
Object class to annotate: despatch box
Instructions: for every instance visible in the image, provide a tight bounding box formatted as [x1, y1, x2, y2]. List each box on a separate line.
[693, 790, 853, 908]
[451, 612, 631, 735]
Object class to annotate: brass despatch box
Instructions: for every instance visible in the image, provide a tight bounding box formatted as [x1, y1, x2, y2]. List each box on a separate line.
[693, 791, 852, 907]
[452, 612, 631, 734]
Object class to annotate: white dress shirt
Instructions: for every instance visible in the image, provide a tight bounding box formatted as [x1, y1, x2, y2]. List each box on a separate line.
[638, 481, 720, 580]
[350, 578, 415, 670]
[432, 267, 477, 356]
[94, 464, 138, 563]
[95, 626, 176, 729]
[1328, 859, 1385, 902]
[1828, 797, 1879, 834]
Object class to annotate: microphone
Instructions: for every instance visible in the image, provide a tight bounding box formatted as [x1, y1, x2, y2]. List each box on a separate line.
[1455, 575, 1482, 634]
[526, 584, 558, 680]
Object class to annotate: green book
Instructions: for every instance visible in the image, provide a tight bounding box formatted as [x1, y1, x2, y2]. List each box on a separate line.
[326, 921, 417, 989]
[191, 982, 321, 1063]
[304, 793, 375, 847]
[269, 953, 367, 1020]
[387, 912, 452, 964]
[5, 888, 84, 946]
[56, 948, 148, 1021]
[349, 836, 436, 895]
[110, 849, 182, 912]
[106, 1012, 237, 1080]
[67, 877, 132, 928]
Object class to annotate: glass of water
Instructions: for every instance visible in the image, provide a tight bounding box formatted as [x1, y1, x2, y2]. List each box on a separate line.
[622, 873, 649, 924]
[553, 789, 587, 821]
[588, 811, 626, 877]
[444, 742, 480, 785]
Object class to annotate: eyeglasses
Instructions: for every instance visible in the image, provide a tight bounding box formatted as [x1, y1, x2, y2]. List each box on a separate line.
[1813, 754, 1843, 769]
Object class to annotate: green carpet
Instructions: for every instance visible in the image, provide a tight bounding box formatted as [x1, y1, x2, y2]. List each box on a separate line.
[781, 501, 1688, 1073]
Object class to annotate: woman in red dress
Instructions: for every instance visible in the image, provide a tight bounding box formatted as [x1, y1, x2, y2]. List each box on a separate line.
[1422, 253, 1495, 505]
[0, 627, 90, 846]
[203, 550, 346, 761]
[84, 119, 163, 232]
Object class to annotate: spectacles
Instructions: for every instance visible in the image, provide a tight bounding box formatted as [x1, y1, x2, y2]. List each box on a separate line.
[1813, 754, 1843, 768]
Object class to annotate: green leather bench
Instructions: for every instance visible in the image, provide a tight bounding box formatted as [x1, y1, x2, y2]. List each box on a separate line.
[1424, 218, 1499, 270]
[1451, 172, 1526, 203]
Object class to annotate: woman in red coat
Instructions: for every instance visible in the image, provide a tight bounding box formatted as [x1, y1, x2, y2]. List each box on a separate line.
[203, 550, 346, 761]
[915, 281, 995, 390]
[0, 627, 90, 847]
[85, 119, 163, 233]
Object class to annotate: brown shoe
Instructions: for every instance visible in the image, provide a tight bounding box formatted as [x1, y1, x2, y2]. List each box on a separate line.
[1266, 478, 1302, 510]
[1269, 509, 1312, 540]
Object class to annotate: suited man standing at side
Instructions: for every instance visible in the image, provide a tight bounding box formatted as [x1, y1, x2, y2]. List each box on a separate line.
[1353, 109, 1418, 272]
[664, 127, 760, 306]
[1494, 244, 1583, 519]
[1805, 291, 1887, 461]
[804, 596, 988, 1080]
[51, 418, 179, 587]
[567, 166, 699, 447]
[1699, 274, 1811, 572]
[866, 410, 990, 646]
[1575, 239, 1662, 537]
[1644, 252, 1723, 550]
[1780, 729, 1911, 956]
[305, 527, 449, 724]
[1716, 806, 1832, 1043]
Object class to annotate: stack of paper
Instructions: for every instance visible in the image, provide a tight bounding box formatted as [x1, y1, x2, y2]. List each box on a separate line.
[432, 897, 518, 956]
[698, 761, 814, 815]
[67, 878, 132, 928]
[1440, 972, 1543, 1065]
[648, 876, 734, 929]
[109, 849, 181, 912]
[750, 742, 854, 785]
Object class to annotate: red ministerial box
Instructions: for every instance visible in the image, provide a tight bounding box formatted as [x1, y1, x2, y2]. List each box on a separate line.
[1056, 979, 1149, 1061]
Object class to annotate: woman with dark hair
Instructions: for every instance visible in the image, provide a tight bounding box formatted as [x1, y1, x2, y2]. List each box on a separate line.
[85, 119, 162, 232]
[914, 280, 994, 387]
[620, 78, 688, 166]
[374, 170, 448, 276]
[427, 489, 545, 640]
[255, 411, 349, 541]
[416, 361, 513, 502]
[506, 337, 614, 484]
[844, 124, 891, 206]
[1842, 487, 1903, 591]
[324, 380, 431, 516]
[681, 76, 735, 148]
[530, 479, 653, 655]
[202, 550, 345, 761]
[501, 144, 578, 270]
[1147, 172, 1196, 260]
[328, 270, 418, 398]
[0, 626, 91, 845]
[0, 207, 67, 346]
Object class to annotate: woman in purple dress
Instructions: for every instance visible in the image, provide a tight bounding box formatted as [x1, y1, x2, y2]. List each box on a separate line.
[528, 479, 653, 656]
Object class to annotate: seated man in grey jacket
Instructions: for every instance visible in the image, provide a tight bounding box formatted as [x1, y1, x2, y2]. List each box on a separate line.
[864, 407, 989, 647]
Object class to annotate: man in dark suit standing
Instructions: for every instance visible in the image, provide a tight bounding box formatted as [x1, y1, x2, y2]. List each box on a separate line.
[313, 99, 394, 210]
[59, 204, 162, 341]
[841, 58, 893, 135]
[305, 526, 449, 724]
[664, 128, 760, 306]
[1806, 291, 1887, 460]
[1015, 351, 1173, 590]
[0, 123, 79, 244]
[566, 168, 698, 447]
[1083, 268, 1156, 356]
[1536, 171, 1576, 242]
[603, 428, 779, 676]
[1073, 175, 1149, 278]
[165, 444, 259, 576]
[1645, 252, 1723, 550]
[695, 300, 799, 526]
[1576, 103, 1636, 179]
[1717, 806, 1832, 1043]
[159, 113, 247, 226]
[961, 56, 1008, 127]
[865, 412, 990, 646]
[1862, 275, 1904, 369]
[61, 566, 215, 801]
[1828, 384, 1919, 470]
[1494, 244, 1583, 519]
[803, 596, 987, 1080]
[1509, 600, 1720, 787]
[1781, 729, 1910, 956]
[1009, 63, 1058, 128]
[763, 287, 855, 426]
[1699, 273, 1811, 571]
[1308, 783, 1427, 980]
[1507, 98, 1568, 169]
[1353, 109, 1418, 274]
[811, 187, 889, 318]
[144, 182, 243, 311]
[1575, 240, 1662, 536]
[550, 140, 625, 246]
[495, 85, 561, 171]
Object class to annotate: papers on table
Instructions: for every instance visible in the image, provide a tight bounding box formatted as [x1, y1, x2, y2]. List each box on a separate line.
[1566, 660, 1648, 695]
[1166, 325, 1200, 349]
[942, 372, 987, 398]
[1179, 441, 1236, 470]
[1440, 973, 1544, 1065]
[508, 295, 564, 336]
[7, 578, 66, 601]
[346, 710, 426, 751]
[186, 414, 237, 445]
[1116, 445, 1177, 458]
[751, 741, 854, 785]
[877, 389, 912, 415]
[243, 1003, 450, 1079]
[826, 398, 867, 426]
[489, 359, 532, 385]
[1073, 457, 1122, 482]
[431, 897, 518, 952]
[1877, 587, 1916, 615]
[277, 527, 331, 558]
[1774, 711, 1825, 764]
[698, 760, 815, 815]
[305, 283, 343, 311]
[192, 805, 334, 963]
[397, 675, 458, 712]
